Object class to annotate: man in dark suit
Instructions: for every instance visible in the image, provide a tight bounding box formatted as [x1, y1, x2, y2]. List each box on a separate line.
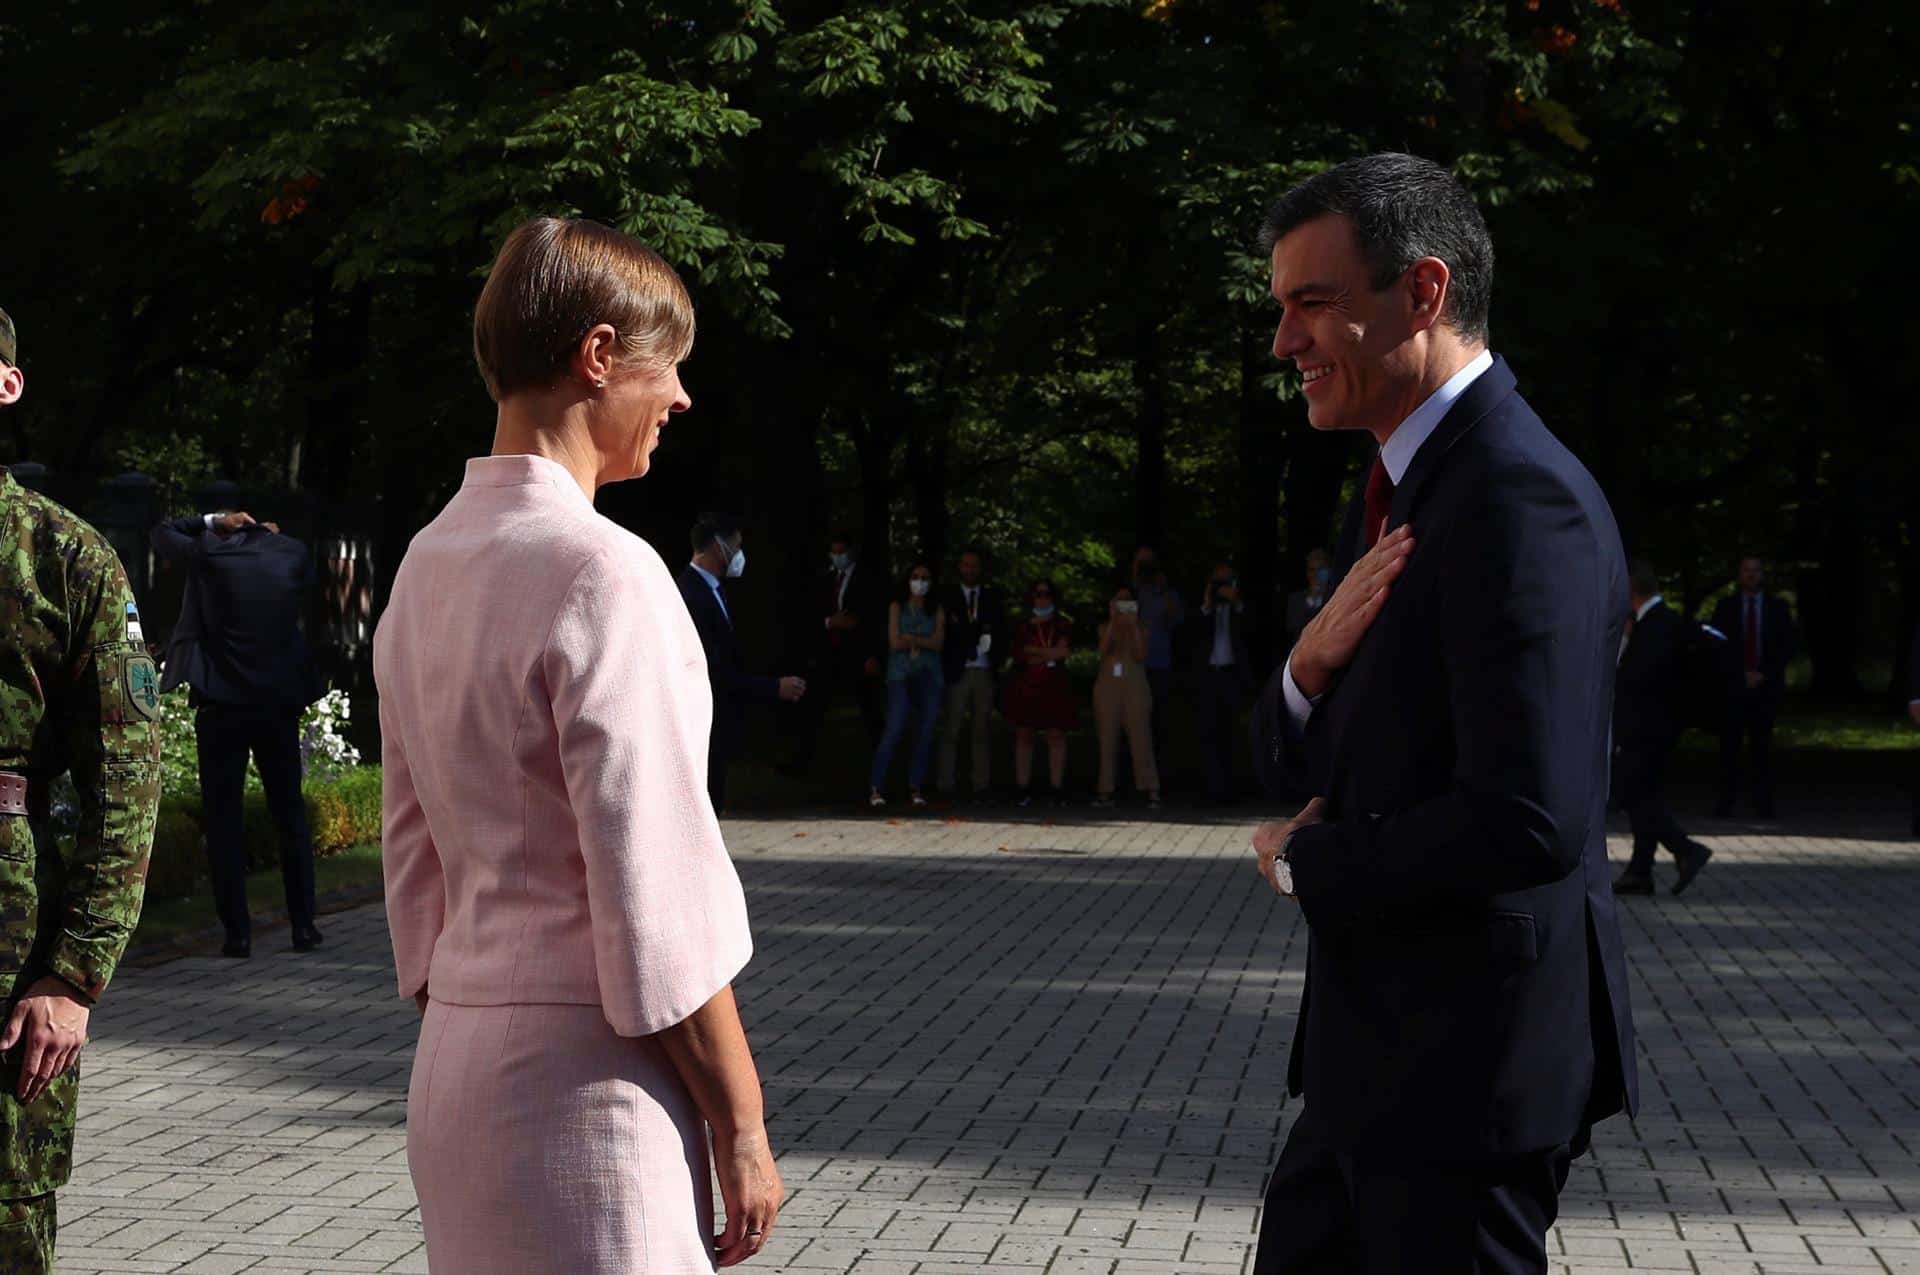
[1711, 556, 1794, 818]
[792, 533, 887, 771]
[1196, 561, 1255, 804]
[937, 547, 1007, 800]
[151, 508, 325, 958]
[677, 514, 807, 813]
[1246, 153, 1635, 1273]
[1611, 561, 1713, 897]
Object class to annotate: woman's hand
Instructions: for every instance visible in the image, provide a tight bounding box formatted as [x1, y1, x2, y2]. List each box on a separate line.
[713, 1124, 784, 1266]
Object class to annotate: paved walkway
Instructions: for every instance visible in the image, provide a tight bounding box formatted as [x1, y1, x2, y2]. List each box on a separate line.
[60, 811, 1920, 1273]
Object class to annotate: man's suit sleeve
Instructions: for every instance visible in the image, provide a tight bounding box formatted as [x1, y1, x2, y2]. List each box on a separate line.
[682, 580, 780, 704]
[1772, 599, 1797, 681]
[1286, 463, 1609, 927]
[1250, 653, 1324, 799]
[1615, 611, 1675, 704]
[149, 517, 207, 567]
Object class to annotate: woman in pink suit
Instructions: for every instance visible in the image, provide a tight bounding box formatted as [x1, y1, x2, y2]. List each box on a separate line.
[374, 218, 783, 1272]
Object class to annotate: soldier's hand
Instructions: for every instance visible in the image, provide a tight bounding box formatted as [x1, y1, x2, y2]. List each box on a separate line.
[778, 676, 807, 702]
[1, 978, 92, 1103]
[213, 511, 257, 534]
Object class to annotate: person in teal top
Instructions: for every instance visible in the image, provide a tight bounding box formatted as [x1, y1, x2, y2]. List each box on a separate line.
[869, 562, 947, 808]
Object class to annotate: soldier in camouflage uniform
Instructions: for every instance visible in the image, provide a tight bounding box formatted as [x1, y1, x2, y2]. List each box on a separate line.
[0, 305, 162, 1271]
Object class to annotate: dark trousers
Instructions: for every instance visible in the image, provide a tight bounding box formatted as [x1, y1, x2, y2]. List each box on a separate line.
[1196, 666, 1247, 802]
[1718, 689, 1778, 814]
[195, 703, 316, 943]
[1118, 667, 1177, 794]
[1255, 1104, 1576, 1275]
[1617, 739, 1702, 875]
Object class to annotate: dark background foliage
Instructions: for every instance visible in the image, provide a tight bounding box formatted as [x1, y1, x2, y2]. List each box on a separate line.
[4, 0, 1916, 724]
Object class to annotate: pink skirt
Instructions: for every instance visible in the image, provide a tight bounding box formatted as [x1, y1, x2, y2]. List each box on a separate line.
[408, 1001, 716, 1273]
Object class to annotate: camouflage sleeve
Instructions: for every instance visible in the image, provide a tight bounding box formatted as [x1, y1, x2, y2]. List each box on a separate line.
[49, 536, 161, 1002]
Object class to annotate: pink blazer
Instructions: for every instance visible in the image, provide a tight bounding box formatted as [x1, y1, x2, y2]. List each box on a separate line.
[373, 454, 752, 1036]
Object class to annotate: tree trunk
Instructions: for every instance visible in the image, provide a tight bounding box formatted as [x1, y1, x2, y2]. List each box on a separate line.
[1804, 486, 1866, 698]
[854, 412, 896, 583]
[1238, 326, 1283, 673]
[297, 271, 372, 519]
[1133, 321, 1167, 553]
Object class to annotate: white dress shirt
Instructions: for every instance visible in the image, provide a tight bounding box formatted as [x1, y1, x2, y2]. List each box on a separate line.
[962, 586, 990, 669]
[1281, 349, 1496, 727]
[690, 561, 730, 626]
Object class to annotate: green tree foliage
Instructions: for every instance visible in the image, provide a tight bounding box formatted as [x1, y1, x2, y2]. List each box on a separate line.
[1, 0, 1915, 697]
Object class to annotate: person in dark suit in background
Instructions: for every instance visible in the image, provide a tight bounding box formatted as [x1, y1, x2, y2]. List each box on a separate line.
[151, 508, 325, 957]
[1282, 547, 1333, 653]
[1908, 620, 1920, 838]
[677, 513, 807, 813]
[1611, 561, 1713, 897]
[937, 547, 1007, 801]
[1247, 153, 1635, 1272]
[1711, 556, 1795, 818]
[792, 533, 887, 770]
[1195, 561, 1254, 804]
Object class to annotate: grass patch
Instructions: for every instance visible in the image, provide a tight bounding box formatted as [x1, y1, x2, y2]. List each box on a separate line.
[1678, 700, 1920, 754]
[130, 842, 385, 952]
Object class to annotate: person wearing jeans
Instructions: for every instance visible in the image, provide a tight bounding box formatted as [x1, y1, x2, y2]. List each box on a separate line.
[870, 562, 947, 808]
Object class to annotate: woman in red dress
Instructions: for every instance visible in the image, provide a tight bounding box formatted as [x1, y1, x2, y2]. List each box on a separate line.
[1001, 579, 1076, 806]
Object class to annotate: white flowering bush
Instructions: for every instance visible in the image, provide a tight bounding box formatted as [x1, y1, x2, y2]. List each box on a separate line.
[151, 685, 363, 797]
[299, 688, 364, 783]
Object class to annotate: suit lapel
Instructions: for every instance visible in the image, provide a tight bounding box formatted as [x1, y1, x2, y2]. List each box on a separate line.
[1385, 354, 1517, 536]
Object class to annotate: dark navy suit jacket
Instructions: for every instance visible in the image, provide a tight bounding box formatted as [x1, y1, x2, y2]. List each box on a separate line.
[1253, 355, 1637, 1158]
[1615, 601, 1685, 747]
[678, 564, 778, 759]
[149, 518, 322, 710]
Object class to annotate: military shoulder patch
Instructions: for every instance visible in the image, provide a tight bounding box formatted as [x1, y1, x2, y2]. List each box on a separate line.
[125, 655, 161, 721]
[124, 601, 144, 643]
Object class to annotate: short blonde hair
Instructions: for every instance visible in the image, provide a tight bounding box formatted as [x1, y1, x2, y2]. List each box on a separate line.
[473, 217, 695, 402]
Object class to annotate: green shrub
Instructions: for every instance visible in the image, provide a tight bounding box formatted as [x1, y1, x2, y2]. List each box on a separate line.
[145, 804, 203, 903]
[307, 766, 381, 855]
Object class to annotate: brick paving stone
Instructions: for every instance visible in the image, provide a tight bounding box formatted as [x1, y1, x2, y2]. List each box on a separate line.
[55, 811, 1920, 1273]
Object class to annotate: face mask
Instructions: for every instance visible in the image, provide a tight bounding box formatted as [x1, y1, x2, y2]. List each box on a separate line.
[1032, 603, 1056, 619]
[1314, 566, 1332, 589]
[909, 579, 931, 597]
[830, 552, 852, 572]
[1114, 601, 1139, 615]
[1135, 561, 1155, 579]
[725, 546, 746, 579]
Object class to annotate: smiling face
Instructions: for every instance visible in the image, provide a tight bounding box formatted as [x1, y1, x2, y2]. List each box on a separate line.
[594, 358, 691, 483]
[1270, 214, 1439, 436]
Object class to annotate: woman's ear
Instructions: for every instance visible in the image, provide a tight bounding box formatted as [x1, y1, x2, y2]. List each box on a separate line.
[573, 324, 621, 388]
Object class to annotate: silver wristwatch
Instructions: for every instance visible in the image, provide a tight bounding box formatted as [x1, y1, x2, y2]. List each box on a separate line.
[1274, 829, 1296, 896]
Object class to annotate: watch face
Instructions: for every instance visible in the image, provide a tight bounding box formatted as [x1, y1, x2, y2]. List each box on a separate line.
[1276, 858, 1295, 897]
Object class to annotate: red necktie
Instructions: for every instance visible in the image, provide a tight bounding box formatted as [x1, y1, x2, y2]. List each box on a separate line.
[1744, 596, 1760, 672]
[1364, 457, 1395, 549]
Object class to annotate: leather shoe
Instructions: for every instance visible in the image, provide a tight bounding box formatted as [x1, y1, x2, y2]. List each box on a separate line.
[1673, 845, 1714, 896]
[1611, 872, 1654, 896]
[291, 924, 324, 952]
[220, 938, 251, 959]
